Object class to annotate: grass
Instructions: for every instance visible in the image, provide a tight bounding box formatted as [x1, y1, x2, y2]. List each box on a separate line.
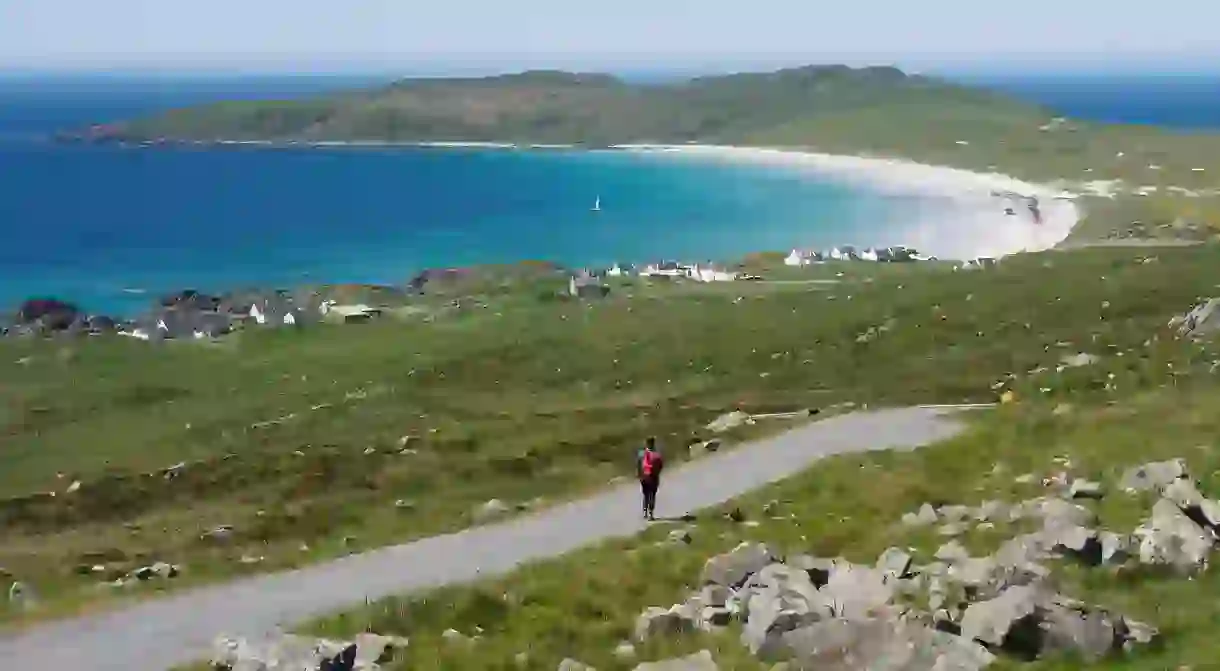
[4, 244, 1220, 630]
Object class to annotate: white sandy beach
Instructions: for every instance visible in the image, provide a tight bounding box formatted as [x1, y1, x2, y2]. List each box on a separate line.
[616, 144, 1082, 260]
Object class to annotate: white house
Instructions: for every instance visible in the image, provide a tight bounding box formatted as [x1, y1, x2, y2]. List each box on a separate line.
[687, 264, 737, 283]
[827, 247, 845, 261]
[859, 248, 880, 262]
[606, 263, 624, 277]
[641, 261, 685, 278]
[784, 249, 805, 267]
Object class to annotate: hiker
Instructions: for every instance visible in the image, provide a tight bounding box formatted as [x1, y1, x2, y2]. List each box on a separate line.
[636, 436, 665, 520]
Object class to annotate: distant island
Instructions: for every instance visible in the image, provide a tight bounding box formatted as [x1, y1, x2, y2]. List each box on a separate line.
[62, 66, 1044, 147]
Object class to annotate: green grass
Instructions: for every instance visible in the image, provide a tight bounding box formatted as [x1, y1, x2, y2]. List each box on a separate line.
[4, 245, 1220, 628]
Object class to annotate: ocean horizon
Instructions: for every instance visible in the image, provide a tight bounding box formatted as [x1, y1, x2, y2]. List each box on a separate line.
[2, 72, 1218, 317]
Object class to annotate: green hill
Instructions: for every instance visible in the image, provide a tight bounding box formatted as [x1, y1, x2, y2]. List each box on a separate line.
[92, 65, 1049, 145]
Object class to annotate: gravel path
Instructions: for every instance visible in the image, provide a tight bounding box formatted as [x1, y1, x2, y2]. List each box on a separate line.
[0, 405, 974, 670]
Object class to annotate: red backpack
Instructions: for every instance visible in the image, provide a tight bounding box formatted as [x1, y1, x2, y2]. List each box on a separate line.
[641, 450, 658, 477]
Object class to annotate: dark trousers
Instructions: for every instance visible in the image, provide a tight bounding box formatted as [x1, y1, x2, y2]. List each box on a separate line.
[640, 477, 659, 514]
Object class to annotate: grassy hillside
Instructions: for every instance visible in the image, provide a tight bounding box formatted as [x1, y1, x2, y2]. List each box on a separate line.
[4, 245, 1220, 626]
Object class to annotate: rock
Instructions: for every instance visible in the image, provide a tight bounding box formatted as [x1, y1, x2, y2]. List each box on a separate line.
[875, 547, 913, 579]
[1171, 298, 1220, 339]
[353, 633, 409, 667]
[613, 641, 637, 661]
[1042, 523, 1104, 566]
[1134, 498, 1215, 573]
[634, 605, 697, 642]
[819, 563, 894, 621]
[699, 584, 731, 608]
[935, 540, 971, 564]
[1098, 531, 1132, 565]
[1119, 617, 1159, 652]
[786, 555, 836, 588]
[908, 503, 939, 526]
[1162, 478, 1220, 530]
[201, 525, 235, 542]
[960, 583, 1044, 650]
[1068, 479, 1104, 500]
[689, 439, 722, 458]
[474, 499, 510, 522]
[1120, 458, 1188, 493]
[706, 411, 751, 433]
[632, 649, 718, 671]
[738, 563, 830, 656]
[938, 521, 968, 537]
[7, 581, 34, 609]
[780, 615, 995, 671]
[558, 658, 596, 671]
[700, 542, 776, 587]
[1034, 498, 1095, 528]
[1061, 352, 1100, 368]
[320, 643, 357, 671]
[441, 628, 468, 644]
[1041, 598, 1122, 662]
[667, 528, 693, 545]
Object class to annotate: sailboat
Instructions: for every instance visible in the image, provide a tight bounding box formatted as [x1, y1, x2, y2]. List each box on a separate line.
[592, 195, 601, 212]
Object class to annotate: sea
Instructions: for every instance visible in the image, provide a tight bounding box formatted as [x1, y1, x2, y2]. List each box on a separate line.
[2, 71, 1218, 317]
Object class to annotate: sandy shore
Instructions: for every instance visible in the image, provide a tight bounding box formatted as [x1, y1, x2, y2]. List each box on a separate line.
[616, 144, 1082, 260]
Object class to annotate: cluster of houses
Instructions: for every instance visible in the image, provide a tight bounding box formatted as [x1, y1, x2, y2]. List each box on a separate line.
[115, 291, 391, 342]
[0, 289, 396, 343]
[567, 260, 744, 297]
[783, 245, 932, 266]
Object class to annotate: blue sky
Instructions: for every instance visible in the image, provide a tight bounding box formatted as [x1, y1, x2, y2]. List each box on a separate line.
[2, 0, 1218, 73]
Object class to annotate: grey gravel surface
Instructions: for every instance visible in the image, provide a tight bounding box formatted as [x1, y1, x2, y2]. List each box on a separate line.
[0, 405, 973, 670]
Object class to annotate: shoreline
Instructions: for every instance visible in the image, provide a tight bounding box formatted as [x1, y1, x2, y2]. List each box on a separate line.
[614, 144, 1083, 258]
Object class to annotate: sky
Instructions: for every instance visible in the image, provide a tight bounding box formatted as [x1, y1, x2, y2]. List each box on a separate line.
[2, 0, 1219, 74]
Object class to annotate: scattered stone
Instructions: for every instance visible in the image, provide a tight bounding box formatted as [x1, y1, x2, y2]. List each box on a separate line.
[635, 605, 698, 642]
[474, 499, 510, 522]
[1061, 352, 1100, 368]
[613, 641, 637, 661]
[900, 503, 939, 527]
[632, 649, 718, 671]
[689, 439, 722, 458]
[875, 547, 913, 579]
[1068, 479, 1104, 500]
[558, 658, 596, 671]
[201, 525, 235, 542]
[1120, 459, 1188, 493]
[441, 628, 469, 645]
[1170, 298, 1220, 339]
[700, 542, 776, 588]
[1134, 498, 1215, 573]
[210, 632, 406, 671]
[7, 581, 34, 610]
[706, 411, 752, 433]
[667, 528, 693, 545]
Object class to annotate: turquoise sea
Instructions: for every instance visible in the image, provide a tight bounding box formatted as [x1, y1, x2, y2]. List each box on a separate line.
[2, 73, 1218, 317]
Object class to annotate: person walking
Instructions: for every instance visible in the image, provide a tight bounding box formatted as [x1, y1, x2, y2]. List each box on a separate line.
[636, 436, 665, 520]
